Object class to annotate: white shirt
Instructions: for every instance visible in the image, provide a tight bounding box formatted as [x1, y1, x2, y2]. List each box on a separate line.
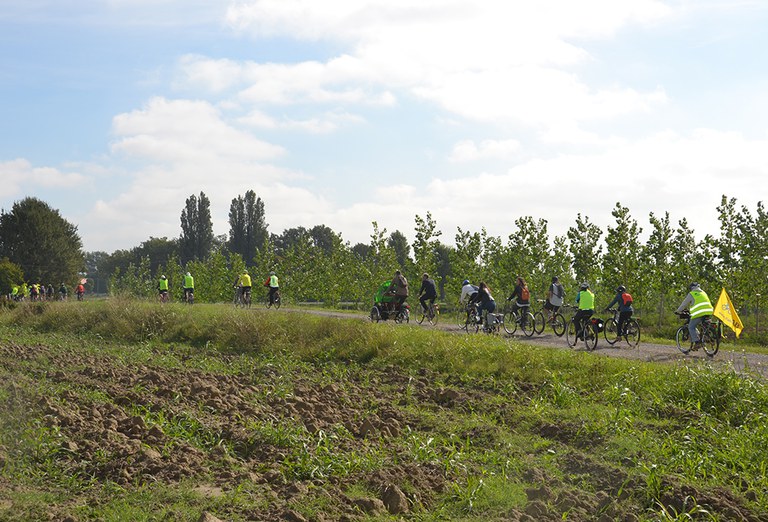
[460, 284, 478, 303]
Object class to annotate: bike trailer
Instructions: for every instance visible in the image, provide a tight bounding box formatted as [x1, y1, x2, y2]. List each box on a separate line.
[373, 280, 395, 304]
[591, 317, 605, 333]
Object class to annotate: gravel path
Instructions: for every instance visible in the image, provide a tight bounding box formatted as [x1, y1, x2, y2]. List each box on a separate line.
[290, 306, 768, 379]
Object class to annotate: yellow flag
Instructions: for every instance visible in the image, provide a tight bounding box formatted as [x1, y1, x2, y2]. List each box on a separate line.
[713, 288, 743, 338]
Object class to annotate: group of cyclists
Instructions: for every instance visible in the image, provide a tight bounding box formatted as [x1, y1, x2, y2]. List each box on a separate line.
[445, 275, 714, 348]
[155, 270, 281, 306]
[8, 281, 85, 302]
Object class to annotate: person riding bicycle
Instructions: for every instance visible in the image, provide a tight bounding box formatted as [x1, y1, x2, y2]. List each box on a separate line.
[58, 282, 68, 300]
[75, 282, 85, 300]
[183, 272, 195, 302]
[238, 270, 252, 302]
[264, 271, 280, 305]
[388, 270, 408, 311]
[675, 282, 713, 349]
[574, 282, 595, 340]
[544, 276, 565, 320]
[605, 285, 633, 340]
[507, 276, 531, 326]
[418, 272, 437, 315]
[475, 282, 496, 325]
[460, 280, 478, 307]
[158, 275, 169, 300]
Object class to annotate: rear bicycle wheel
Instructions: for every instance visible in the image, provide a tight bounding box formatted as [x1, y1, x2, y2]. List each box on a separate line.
[565, 318, 578, 348]
[533, 311, 545, 335]
[702, 324, 719, 357]
[551, 313, 566, 337]
[370, 306, 381, 322]
[584, 324, 597, 351]
[521, 311, 536, 337]
[625, 319, 640, 347]
[455, 304, 466, 328]
[604, 318, 619, 345]
[675, 326, 691, 354]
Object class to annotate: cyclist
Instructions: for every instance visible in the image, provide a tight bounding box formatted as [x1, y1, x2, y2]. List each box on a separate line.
[58, 282, 68, 301]
[10, 285, 19, 301]
[264, 271, 280, 305]
[506, 276, 531, 326]
[75, 282, 85, 301]
[389, 270, 408, 310]
[30, 283, 39, 301]
[544, 276, 565, 321]
[158, 275, 169, 302]
[574, 282, 595, 339]
[183, 272, 195, 303]
[675, 282, 713, 349]
[238, 270, 252, 303]
[460, 279, 478, 306]
[604, 285, 634, 340]
[418, 272, 437, 315]
[475, 282, 496, 325]
[46, 283, 54, 300]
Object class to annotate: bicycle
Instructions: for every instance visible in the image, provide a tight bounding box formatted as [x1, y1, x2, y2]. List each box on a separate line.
[266, 289, 281, 309]
[532, 299, 566, 337]
[603, 308, 640, 347]
[460, 303, 478, 331]
[469, 310, 504, 334]
[500, 301, 535, 336]
[239, 288, 252, 308]
[184, 289, 194, 305]
[675, 311, 720, 357]
[566, 314, 602, 351]
[455, 300, 470, 328]
[159, 291, 169, 304]
[417, 301, 439, 325]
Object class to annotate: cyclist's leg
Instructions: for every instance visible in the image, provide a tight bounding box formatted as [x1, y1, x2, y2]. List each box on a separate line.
[689, 316, 702, 344]
[419, 294, 429, 313]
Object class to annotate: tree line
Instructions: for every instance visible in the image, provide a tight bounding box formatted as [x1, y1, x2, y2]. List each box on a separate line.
[2, 193, 767, 338]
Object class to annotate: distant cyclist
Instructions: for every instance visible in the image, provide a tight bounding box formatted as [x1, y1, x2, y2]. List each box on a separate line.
[418, 273, 437, 315]
[460, 279, 478, 307]
[183, 272, 195, 303]
[158, 275, 169, 302]
[58, 282, 68, 301]
[264, 271, 279, 305]
[675, 282, 713, 349]
[238, 270, 252, 303]
[507, 276, 531, 325]
[574, 282, 595, 339]
[544, 276, 565, 320]
[604, 285, 634, 339]
[75, 282, 85, 301]
[389, 270, 408, 310]
[475, 282, 496, 325]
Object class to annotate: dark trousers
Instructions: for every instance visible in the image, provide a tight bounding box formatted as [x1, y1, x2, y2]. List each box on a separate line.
[574, 309, 594, 337]
[618, 311, 633, 336]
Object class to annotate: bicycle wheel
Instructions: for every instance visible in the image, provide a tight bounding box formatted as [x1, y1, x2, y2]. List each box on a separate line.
[370, 306, 381, 322]
[430, 305, 439, 325]
[455, 304, 466, 328]
[625, 319, 640, 347]
[702, 324, 719, 357]
[603, 318, 619, 345]
[551, 313, 566, 337]
[503, 310, 518, 335]
[584, 323, 597, 351]
[274, 294, 281, 309]
[521, 311, 536, 337]
[565, 318, 578, 348]
[416, 309, 427, 324]
[675, 326, 691, 354]
[533, 311, 545, 335]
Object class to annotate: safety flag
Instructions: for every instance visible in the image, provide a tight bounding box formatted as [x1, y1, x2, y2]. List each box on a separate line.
[713, 288, 743, 338]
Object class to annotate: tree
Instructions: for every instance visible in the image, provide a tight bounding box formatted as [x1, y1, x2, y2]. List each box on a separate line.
[567, 214, 603, 287]
[228, 190, 268, 263]
[0, 258, 24, 295]
[387, 230, 411, 269]
[0, 197, 84, 284]
[602, 203, 643, 295]
[644, 212, 674, 326]
[413, 212, 442, 277]
[179, 192, 214, 264]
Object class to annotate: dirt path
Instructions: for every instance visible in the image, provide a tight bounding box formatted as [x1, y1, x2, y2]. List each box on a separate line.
[289, 307, 768, 379]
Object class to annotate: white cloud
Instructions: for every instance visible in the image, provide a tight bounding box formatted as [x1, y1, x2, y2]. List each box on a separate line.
[449, 139, 521, 162]
[0, 159, 88, 200]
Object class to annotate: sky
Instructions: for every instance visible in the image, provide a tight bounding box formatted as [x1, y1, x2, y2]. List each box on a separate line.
[2, 0, 768, 253]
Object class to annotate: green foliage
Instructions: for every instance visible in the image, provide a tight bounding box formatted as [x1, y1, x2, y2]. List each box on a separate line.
[0, 197, 85, 284]
[0, 257, 24, 295]
[179, 191, 214, 264]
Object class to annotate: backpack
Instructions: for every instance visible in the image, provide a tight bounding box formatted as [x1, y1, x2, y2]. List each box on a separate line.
[520, 286, 530, 301]
[621, 292, 633, 306]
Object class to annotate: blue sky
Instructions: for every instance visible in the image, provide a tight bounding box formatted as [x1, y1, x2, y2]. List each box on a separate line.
[2, 0, 768, 253]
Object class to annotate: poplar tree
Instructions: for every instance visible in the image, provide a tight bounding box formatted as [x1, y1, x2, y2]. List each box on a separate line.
[179, 192, 214, 264]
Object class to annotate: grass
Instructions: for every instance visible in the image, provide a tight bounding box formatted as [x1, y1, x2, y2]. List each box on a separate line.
[1, 299, 767, 520]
